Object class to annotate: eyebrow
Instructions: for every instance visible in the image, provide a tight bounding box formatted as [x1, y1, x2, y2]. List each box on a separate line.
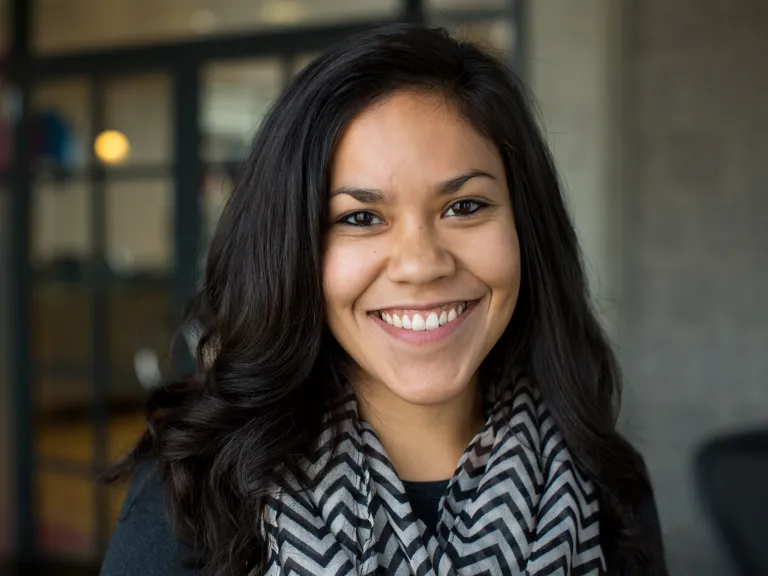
[329, 169, 495, 204]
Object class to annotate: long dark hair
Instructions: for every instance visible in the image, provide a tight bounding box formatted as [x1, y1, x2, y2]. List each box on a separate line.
[114, 24, 656, 575]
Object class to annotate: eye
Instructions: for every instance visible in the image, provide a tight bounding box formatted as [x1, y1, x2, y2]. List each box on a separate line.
[444, 199, 487, 218]
[337, 211, 385, 227]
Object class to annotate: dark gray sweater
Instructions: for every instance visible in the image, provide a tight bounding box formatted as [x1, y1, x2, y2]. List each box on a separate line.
[101, 463, 668, 575]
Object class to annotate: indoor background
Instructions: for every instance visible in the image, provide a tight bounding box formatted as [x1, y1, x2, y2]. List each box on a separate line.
[0, 0, 766, 574]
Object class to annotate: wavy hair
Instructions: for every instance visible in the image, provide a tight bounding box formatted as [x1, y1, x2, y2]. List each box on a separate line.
[113, 24, 657, 575]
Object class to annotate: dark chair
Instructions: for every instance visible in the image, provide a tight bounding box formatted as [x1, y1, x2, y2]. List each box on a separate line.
[694, 429, 768, 576]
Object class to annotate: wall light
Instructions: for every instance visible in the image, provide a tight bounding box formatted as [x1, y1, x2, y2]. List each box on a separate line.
[94, 130, 130, 165]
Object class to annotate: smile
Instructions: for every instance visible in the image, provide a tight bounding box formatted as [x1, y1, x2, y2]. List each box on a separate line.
[369, 300, 479, 345]
[376, 302, 467, 331]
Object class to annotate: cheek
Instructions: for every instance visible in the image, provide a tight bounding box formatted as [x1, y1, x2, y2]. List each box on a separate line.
[456, 222, 521, 296]
[323, 241, 381, 315]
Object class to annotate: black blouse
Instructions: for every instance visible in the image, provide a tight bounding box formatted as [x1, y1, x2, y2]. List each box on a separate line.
[402, 479, 450, 535]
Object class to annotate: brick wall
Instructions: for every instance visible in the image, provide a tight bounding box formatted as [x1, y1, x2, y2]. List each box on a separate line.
[621, 1, 768, 573]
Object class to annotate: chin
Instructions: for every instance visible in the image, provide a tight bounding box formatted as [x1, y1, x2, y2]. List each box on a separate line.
[380, 365, 476, 406]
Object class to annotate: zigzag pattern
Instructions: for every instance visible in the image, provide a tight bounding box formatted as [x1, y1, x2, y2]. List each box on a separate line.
[263, 381, 606, 575]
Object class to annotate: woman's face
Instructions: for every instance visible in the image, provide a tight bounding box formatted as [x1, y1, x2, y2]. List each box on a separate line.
[324, 91, 521, 406]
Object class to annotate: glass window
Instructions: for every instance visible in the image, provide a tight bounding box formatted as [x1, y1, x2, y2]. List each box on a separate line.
[107, 413, 146, 465]
[108, 285, 172, 374]
[36, 471, 96, 560]
[32, 178, 91, 267]
[36, 423, 144, 558]
[201, 58, 283, 257]
[443, 19, 514, 56]
[35, 374, 150, 465]
[108, 484, 130, 535]
[32, 283, 92, 366]
[32, 79, 92, 171]
[104, 74, 173, 167]
[202, 59, 283, 163]
[106, 178, 173, 274]
[427, 0, 508, 11]
[34, 0, 400, 54]
[36, 376, 94, 464]
[202, 167, 234, 254]
[292, 52, 320, 78]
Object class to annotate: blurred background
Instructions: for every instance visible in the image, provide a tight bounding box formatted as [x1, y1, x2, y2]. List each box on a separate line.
[0, 0, 765, 574]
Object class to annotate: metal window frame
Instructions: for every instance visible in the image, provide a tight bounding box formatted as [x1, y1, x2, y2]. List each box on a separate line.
[8, 0, 523, 567]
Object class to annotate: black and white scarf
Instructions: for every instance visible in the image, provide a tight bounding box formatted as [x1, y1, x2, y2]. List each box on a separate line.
[263, 380, 606, 575]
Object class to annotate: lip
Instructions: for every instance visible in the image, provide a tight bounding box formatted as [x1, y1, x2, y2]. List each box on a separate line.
[371, 299, 470, 313]
[370, 299, 480, 345]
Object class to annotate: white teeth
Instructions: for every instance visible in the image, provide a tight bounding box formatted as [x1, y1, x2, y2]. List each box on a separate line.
[411, 313, 426, 331]
[378, 302, 469, 332]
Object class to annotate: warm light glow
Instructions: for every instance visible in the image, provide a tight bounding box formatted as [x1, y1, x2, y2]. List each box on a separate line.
[262, 1, 304, 24]
[189, 9, 217, 34]
[94, 130, 130, 165]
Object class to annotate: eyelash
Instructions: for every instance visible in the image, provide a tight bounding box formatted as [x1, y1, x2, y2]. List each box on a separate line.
[337, 212, 385, 227]
[443, 199, 488, 218]
[336, 200, 489, 228]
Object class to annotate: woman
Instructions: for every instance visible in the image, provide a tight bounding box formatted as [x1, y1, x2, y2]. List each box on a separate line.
[103, 24, 667, 576]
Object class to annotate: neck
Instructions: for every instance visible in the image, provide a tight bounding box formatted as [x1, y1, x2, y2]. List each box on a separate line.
[353, 371, 485, 482]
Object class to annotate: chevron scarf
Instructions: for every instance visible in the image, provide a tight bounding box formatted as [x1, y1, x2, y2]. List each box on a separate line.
[263, 380, 606, 575]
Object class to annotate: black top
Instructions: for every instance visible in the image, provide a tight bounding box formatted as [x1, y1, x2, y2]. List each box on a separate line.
[101, 464, 669, 576]
[402, 479, 450, 534]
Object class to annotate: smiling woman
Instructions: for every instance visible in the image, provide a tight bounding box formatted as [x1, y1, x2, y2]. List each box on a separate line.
[102, 24, 668, 576]
[325, 94, 519, 415]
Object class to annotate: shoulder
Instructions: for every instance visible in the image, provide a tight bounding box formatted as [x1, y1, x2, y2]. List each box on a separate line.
[635, 490, 663, 538]
[601, 457, 669, 576]
[633, 489, 670, 576]
[101, 462, 202, 576]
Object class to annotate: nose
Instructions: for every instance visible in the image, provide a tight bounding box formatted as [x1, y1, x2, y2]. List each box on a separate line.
[387, 221, 456, 285]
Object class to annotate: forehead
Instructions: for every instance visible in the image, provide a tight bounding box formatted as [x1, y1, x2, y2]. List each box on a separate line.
[330, 91, 502, 190]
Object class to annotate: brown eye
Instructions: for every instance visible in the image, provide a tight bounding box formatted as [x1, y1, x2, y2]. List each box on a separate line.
[444, 200, 485, 218]
[338, 211, 384, 227]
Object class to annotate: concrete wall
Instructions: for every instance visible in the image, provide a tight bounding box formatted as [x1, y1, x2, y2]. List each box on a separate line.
[528, 1, 767, 574]
[621, 1, 768, 574]
[526, 0, 624, 338]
